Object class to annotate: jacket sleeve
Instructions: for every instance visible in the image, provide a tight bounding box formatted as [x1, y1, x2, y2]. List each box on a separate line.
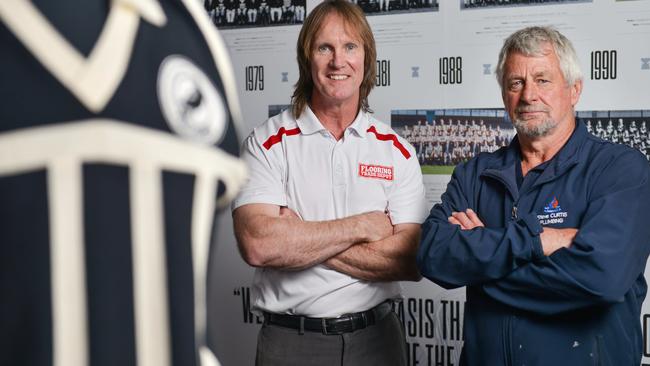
[483, 149, 650, 315]
[417, 162, 545, 289]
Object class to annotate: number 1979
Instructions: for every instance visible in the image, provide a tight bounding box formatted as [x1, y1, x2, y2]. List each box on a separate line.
[245, 65, 264, 91]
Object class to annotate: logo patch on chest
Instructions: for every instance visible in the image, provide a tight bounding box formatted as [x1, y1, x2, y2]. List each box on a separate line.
[359, 163, 393, 181]
[537, 196, 568, 225]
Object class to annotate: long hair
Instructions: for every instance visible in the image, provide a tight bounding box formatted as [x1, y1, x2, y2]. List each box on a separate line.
[291, 0, 376, 118]
[495, 26, 583, 90]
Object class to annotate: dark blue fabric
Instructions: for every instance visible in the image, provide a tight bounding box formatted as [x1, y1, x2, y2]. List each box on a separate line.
[418, 121, 650, 366]
[163, 172, 197, 366]
[0, 1, 239, 365]
[0, 171, 52, 366]
[84, 164, 137, 366]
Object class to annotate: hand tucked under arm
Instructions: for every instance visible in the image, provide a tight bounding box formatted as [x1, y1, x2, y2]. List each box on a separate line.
[323, 223, 422, 282]
[233, 203, 393, 271]
[539, 227, 577, 256]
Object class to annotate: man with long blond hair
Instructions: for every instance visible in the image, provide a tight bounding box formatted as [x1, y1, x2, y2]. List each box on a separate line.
[232, 1, 426, 364]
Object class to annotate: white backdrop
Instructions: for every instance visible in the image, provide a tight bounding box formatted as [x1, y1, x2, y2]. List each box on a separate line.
[207, 1, 650, 365]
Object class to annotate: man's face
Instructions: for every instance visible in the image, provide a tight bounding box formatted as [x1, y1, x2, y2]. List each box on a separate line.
[502, 45, 581, 138]
[310, 13, 364, 109]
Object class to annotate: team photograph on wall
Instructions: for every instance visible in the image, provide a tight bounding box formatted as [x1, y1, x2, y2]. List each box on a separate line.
[392, 109, 516, 174]
[204, 0, 305, 28]
[580, 110, 650, 160]
[353, 0, 439, 15]
[460, 0, 592, 10]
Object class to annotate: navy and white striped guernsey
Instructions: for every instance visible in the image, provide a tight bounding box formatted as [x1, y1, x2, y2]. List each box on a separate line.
[0, 1, 246, 365]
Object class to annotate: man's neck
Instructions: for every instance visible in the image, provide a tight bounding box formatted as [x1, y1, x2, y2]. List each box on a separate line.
[310, 98, 360, 141]
[518, 119, 576, 176]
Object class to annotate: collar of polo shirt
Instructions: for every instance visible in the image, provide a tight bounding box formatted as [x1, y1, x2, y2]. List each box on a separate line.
[297, 105, 369, 138]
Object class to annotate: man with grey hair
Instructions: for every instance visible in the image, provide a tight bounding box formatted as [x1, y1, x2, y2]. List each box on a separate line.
[417, 26, 650, 365]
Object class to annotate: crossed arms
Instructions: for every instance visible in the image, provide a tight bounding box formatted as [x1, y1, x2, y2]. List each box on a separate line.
[417, 149, 650, 315]
[233, 203, 421, 281]
[449, 208, 577, 257]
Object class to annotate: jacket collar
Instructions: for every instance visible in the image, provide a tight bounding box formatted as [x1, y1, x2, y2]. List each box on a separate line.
[532, 120, 585, 187]
[481, 120, 587, 195]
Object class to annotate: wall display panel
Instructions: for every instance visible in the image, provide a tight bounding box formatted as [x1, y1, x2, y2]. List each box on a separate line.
[205, 0, 650, 364]
[336, 1, 445, 122]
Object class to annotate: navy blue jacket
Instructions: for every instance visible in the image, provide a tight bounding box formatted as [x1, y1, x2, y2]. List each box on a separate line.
[417, 121, 650, 366]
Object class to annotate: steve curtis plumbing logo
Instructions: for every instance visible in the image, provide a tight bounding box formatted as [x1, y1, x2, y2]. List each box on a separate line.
[537, 196, 568, 225]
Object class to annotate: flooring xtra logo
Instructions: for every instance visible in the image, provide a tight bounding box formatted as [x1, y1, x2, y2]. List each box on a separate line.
[537, 196, 568, 225]
[359, 163, 393, 181]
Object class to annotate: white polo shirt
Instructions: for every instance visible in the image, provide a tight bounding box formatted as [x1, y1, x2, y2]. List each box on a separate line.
[232, 106, 427, 317]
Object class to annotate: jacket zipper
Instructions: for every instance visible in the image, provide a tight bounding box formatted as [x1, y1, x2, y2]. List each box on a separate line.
[481, 170, 519, 224]
[503, 315, 513, 366]
[506, 205, 517, 366]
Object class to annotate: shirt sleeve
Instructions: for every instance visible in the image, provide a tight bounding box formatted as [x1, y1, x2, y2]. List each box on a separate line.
[482, 149, 650, 315]
[231, 130, 287, 210]
[416, 161, 545, 289]
[386, 143, 428, 225]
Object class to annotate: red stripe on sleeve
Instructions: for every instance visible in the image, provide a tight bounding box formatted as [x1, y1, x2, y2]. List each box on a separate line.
[366, 125, 411, 159]
[262, 127, 301, 150]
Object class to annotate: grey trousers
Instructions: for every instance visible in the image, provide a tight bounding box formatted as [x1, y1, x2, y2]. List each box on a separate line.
[255, 312, 407, 366]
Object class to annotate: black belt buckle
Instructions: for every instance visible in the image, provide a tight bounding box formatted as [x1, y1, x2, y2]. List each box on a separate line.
[322, 317, 342, 335]
[322, 315, 355, 335]
[321, 318, 331, 335]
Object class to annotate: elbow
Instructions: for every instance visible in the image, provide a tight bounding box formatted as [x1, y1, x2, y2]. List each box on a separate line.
[558, 278, 629, 308]
[416, 251, 440, 283]
[408, 253, 424, 281]
[397, 251, 423, 282]
[234, 213, 278, 268]
[240, 247, 265, 267]
[238, 242, 261, 267]
[423, 272, 463, 289]
[590, 284, 627, 305]
[592, 268, 641, 303]
[411, 270, 424, 282]
[376, 268, 421, 283]
[416, 255, 463, 289]
[574, 266, 635, 305]
[236, 234, 273, 268]
[400, 265, 423, 282]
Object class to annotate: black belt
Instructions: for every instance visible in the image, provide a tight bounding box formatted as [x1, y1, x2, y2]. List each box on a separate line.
[263, 301, 394, 335]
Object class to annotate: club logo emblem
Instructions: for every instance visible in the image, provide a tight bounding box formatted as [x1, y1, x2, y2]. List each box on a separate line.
[157, 55, 227, 145]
